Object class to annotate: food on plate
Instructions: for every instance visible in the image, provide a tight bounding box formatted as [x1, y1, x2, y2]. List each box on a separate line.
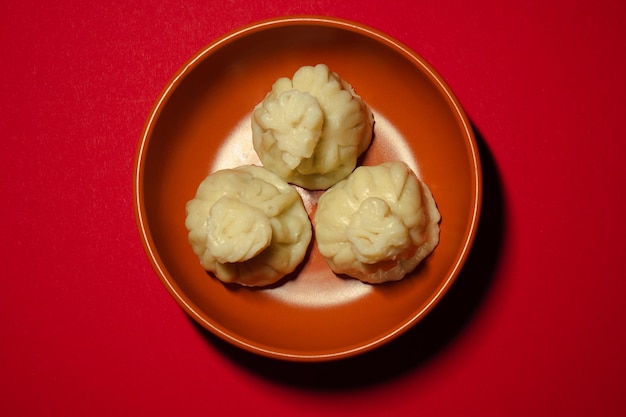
[314, 161, 441, 284]
[185, 165, 312, 287]
[251, 64, 374, 190]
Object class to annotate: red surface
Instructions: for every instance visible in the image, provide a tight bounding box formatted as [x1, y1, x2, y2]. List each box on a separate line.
[2, 1, 625, 416]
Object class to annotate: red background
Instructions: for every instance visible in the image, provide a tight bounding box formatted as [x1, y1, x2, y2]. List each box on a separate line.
[2, 1, 625, 416]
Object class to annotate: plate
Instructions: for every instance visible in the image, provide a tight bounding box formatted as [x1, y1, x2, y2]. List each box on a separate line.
[133, 16, 481, 361]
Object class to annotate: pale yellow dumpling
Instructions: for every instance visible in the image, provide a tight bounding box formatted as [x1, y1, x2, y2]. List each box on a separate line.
[185, 165, 312, 287]
[251, 64, 374, 190]
[314, 161, 441, 284]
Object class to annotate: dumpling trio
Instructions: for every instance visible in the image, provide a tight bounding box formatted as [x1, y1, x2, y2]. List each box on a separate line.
[185, 64, 441, 287]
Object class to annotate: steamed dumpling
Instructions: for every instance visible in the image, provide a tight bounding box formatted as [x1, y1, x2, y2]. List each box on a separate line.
[185, 165, 312, 287]
[314, 161, 441, 284]
[251, 64, 374, 190]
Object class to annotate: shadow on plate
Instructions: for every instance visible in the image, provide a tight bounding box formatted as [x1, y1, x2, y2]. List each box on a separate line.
[190, 124, 506, 390]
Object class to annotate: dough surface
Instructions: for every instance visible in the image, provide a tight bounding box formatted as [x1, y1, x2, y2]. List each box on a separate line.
[314, 161, 441, 284]
[185, 165, 312, 287]
[251, 64, 374, 190]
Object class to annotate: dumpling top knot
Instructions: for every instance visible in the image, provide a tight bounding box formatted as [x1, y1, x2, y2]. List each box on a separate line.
[206, 196, 273, 263]
[252, 64, 374, 190]
[346, 197, 411, 264]
[256, 90, 324, 170]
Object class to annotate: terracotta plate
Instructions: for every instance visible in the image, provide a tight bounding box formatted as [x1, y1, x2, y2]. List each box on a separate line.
[134, 16, 481, 361]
